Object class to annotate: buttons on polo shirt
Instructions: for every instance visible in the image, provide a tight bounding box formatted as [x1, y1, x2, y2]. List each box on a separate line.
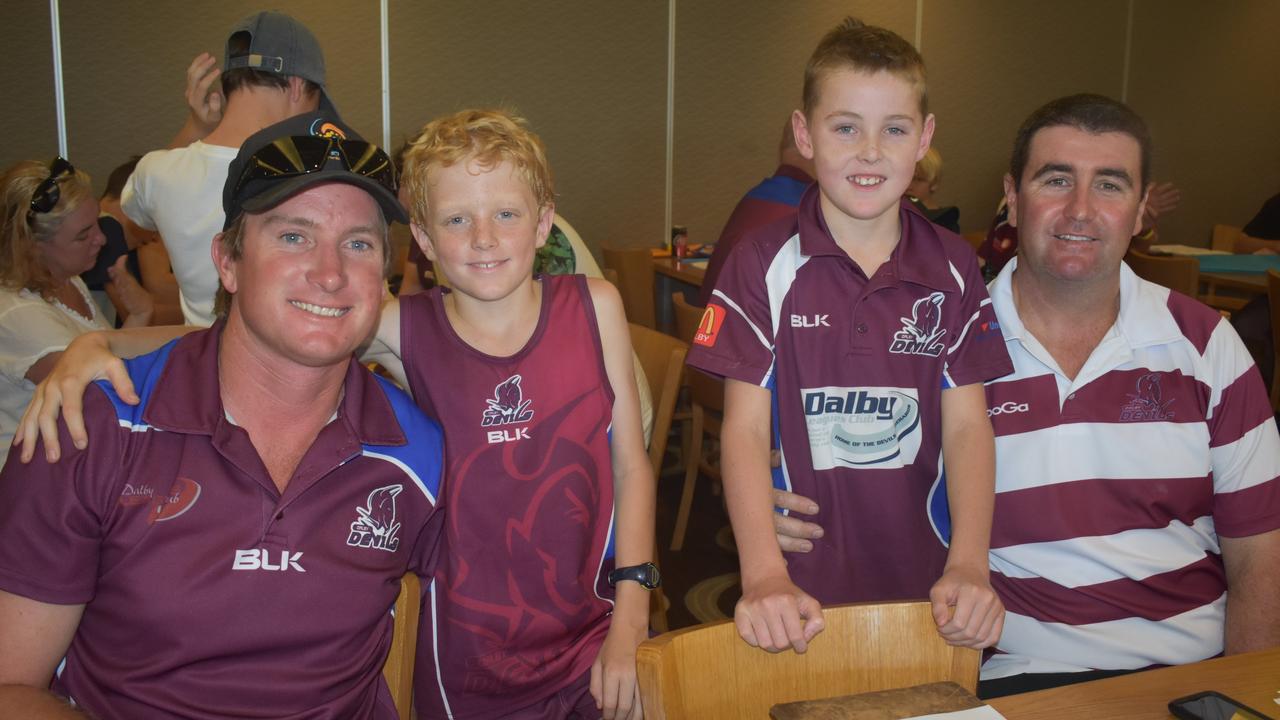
[856, 323, 868, 334]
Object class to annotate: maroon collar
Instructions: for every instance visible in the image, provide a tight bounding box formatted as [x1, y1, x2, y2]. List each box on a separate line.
[795, 185, 955, 291]
[143, 320, 406, 447]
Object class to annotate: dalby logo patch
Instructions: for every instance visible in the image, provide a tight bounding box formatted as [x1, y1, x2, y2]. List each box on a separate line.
[889, 292, 947, 357]
[694, 305, 725, 347]
[801, 386, 923, 469]
[119, 477, 202, 524]
[347, 484, 402, 552]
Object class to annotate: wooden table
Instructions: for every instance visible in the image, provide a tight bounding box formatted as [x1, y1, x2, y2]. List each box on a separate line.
[1201, 270, 1268, 294]
[652, 257, 706, 333]
[988, 647, 1280, 719]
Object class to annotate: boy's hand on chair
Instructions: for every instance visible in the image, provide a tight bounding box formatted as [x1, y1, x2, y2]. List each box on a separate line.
[929, 563, 1004, 649]
[590, 620, 645, 719]
[735, 573, 825, 653]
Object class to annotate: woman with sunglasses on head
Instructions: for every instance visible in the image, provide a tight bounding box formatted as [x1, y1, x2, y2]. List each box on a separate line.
[0, 158, 152, 464]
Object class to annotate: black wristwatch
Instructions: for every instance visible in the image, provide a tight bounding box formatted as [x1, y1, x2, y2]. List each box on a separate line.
[607, 562, 661, 589]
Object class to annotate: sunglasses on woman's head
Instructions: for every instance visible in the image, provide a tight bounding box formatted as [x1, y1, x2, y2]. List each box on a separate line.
[28, 157, 75, 219]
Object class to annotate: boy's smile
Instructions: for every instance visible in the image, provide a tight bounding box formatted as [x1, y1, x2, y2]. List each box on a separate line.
[794, 68, 934, 235]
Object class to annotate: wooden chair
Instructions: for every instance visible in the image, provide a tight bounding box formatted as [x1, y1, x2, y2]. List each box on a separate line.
[1211, 223, 1243, 253]
[637, 600, 981, 719]
[1201, 225, 1251, 313]
[1267, 269, 1280, 411]
[1126, 249, 1199, 296]
[382, 572, 420, 719]
[962, 230, 986, 252]
[670, 293, 724, 551]
[628, 322, 689, 633]
[604, 247, 657, 328]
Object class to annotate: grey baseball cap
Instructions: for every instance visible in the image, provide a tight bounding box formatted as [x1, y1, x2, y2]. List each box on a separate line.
[224, 11, 336, 112]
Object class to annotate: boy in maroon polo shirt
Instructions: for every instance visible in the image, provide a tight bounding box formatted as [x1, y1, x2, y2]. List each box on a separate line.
[0, 124, 445, 718]
[685, 18, 1013, 654]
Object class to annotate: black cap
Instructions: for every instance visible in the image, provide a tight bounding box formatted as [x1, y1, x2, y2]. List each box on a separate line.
[222, 111, 408, 230]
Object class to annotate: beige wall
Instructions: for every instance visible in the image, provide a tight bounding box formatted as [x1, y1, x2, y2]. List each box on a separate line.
[2, 2, 1274, 255]
[1128, 0, 1280, 247]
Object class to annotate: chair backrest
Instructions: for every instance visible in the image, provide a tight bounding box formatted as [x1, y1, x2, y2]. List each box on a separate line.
[671, 292, 724, 413]
[637, 601, 980, 720]
[1126, 249, 1199, 296]
[628, 322, 687, 474]
[962, 230, 986, 252]
[603, 246, 657, 328]
[382, 572, 420, 719]
[1211, 224, 1243, 253]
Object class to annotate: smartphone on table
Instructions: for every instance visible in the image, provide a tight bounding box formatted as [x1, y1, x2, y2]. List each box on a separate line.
[1169, 691, 1274, 720]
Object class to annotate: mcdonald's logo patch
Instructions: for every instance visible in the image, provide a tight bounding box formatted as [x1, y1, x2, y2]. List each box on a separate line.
[694, 304, 726, 347]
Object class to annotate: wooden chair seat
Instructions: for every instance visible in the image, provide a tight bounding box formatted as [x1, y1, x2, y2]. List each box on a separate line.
[637, 600, 980, 719]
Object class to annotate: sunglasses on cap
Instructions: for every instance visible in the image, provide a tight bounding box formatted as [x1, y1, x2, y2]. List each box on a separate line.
[232, 135, 397, 199]
[28, 157, 74, 219]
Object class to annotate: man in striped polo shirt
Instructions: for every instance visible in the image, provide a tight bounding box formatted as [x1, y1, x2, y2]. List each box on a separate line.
[775, 94, 1280, 696]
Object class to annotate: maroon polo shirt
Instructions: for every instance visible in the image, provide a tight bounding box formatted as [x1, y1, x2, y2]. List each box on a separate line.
[0, 323, 445, 720]
[687, 186, 1012, 603]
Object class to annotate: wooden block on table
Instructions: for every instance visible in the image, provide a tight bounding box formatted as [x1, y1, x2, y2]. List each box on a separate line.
[770, 681, 983, 720]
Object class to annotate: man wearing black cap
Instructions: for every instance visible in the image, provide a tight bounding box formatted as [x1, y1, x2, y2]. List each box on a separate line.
[121, 11, 336, 328]
[0, 119, 445, 719]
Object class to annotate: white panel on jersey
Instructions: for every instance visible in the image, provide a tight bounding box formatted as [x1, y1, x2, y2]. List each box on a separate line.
[1210, 418, 1280, 494]
[990, 515, 1219, 586]
[994, 421, 1211, 493]
[981, 595, 1226, 679]
[763, 233, 808, 338]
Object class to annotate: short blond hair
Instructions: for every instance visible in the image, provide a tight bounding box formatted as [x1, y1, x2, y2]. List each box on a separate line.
[802, 17, 927, 118]
[0, 159, 95, 296]
[401, 109, 554, 227]
[914, 147, 943, 186]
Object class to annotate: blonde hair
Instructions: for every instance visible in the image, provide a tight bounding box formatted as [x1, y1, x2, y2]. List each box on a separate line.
[914, 147, 943, 186]
[802, 17, 927, 118]
[0, 159, 94, 297]
[401, 109, 554, 227]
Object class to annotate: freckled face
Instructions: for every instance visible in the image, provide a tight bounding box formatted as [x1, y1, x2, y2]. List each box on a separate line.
[794, 68, 934, 226]
[411, 157, 553, 303]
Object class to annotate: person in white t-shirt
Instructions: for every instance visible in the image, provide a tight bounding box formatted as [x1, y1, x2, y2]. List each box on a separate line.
[121, 11, 335, 327]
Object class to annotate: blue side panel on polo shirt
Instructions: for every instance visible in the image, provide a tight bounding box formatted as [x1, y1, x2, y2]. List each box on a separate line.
[97, 339, 179, 430]
[744, 175, 809, 207]
[365, 375, 445, 504]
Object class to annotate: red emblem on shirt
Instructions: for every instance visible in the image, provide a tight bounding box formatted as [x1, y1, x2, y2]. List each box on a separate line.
[694, 304, 726, 347]
[148, 477, 202, 524]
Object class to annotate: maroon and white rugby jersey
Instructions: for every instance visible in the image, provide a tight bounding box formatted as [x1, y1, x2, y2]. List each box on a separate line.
[0, 324, 446, 720]
[686, 187, 1012, 604]
[400, 274, 617, 718]
[982, 260, 1280, 678]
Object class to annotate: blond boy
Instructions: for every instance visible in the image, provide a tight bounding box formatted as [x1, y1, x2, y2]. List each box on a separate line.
[370, 110, 653, 719]
[686, 18, 1012, 654]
